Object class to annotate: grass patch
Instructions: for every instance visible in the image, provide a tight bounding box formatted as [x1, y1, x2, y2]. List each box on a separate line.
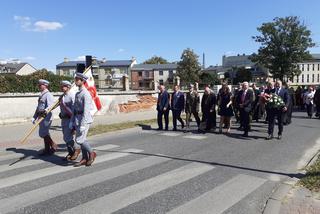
[299, 155, 320, 192]
[88, 118, 157, 136]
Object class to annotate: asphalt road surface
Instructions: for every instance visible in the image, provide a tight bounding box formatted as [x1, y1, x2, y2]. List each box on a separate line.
[0, 111, 319, 214]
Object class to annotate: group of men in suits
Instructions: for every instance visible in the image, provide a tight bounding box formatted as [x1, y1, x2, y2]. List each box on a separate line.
[157, 79, 291, 140]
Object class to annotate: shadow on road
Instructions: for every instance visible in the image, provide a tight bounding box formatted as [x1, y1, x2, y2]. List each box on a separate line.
[100, 149, 305, 179]
[6, 144, 72, 167]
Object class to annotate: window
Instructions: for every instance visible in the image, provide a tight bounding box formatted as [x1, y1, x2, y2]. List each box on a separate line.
[302, 64, 304, 71]
[312, 74, 315, 82]
[318, 74, 320, 82]
[139, 82, 143, 87]
[302, 74, 304, 83]
[159, 79, 164, 85]
[307, 74, 309, 83]
[313, 64, 315, 71]
[296, 76, 299, 83]
[144, 71, 149, 77]
[169, 70, 173, 76]
[318, 64, 320, 71]
[159, 70, 163, 76]
[307, 64, 310, 71]
[138, 72, 142, 77]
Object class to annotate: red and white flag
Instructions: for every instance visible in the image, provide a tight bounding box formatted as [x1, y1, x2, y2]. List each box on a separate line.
[83, 68, 102, 115]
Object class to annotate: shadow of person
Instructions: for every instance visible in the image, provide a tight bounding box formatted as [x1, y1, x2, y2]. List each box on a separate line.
[6, 146, 73, 167]
[135, 124, 152, 130]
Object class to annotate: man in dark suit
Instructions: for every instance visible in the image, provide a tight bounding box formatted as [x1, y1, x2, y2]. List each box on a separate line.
[157, 85, 170, 130]
[264, 81, 276, 123]
[237, 82, 254, 137]
[266, 80, 290, 140]
[201, 85, 216, 133]
[171, 85, 185, 131]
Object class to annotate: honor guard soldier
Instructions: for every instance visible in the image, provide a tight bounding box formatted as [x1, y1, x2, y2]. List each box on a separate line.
[59, 80, 81, 161]
[70, 73, 96, 167]
[32, 79, 58, 155]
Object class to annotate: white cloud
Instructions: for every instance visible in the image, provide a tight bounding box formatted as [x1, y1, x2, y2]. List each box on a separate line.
[224, 51, 235, 56]
[33, 21, 63, 32]
[14, 15, 64, 32]
[24, 56, 36, 60]
[75, 56, 86, 61]
[117, 48, 125, 53]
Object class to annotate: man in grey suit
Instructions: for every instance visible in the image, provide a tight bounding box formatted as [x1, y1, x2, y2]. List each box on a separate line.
[70, 73, 96, 167]
[32, 79, 57, 155]
[59, 80, 81, 161]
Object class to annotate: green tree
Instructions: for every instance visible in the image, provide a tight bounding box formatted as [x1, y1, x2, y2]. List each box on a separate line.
[199, 72, 219, 87]
[233, 67, 252, 84]
[250, 16, 315, 81]
[177, 48, 201, 85]
[143, 56, 169, 64]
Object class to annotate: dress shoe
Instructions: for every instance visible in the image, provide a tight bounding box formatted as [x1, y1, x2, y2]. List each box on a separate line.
[86, 152, 97, 166]
[172, 128, 177, 131]
[70, 149, 81, 161]
[73, 159, 87, 167]
[277, 135, 282, 140]
[242, 133, 249, 137]
[265, 135, 273, 140]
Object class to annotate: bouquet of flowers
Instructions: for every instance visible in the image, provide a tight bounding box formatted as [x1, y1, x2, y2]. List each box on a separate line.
[266, 93, 285, 109]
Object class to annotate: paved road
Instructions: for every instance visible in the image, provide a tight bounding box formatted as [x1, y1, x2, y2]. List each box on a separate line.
[0, 111, 319, 214]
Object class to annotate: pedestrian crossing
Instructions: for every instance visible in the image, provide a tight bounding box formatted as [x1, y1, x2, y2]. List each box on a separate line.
[0, 143, 270, 214]
[143, 130, 209, 140]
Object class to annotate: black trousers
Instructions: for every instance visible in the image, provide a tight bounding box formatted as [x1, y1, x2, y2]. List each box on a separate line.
[306, 103, 314, 117]
[157, 110, 169, 130]
[172, 109, 184, 129]
[185, 111, 201, 128]
[239, 109, 250, 134]
[202, 111, 216, 130]
[268, 109, 284, 135]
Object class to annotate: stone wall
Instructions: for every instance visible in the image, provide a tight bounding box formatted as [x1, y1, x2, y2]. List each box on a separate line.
[0, 91, 158, 125]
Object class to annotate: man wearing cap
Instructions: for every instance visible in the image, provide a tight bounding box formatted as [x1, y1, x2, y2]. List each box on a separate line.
[59, 80, 80, 161]
[185, 84, 201, 132]
[70, 73, 96, 167]
[32, 79, 57, 155]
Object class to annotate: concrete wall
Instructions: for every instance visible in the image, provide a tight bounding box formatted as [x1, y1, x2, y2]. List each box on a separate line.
[0, 91, 158, 125]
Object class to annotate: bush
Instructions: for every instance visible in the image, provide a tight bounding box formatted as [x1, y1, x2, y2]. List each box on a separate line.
[0, 70, 73, 93]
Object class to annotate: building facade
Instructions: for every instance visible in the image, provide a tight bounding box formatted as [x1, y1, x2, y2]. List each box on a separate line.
[131, 64, 177, 90]
[292, 54, 320, 86]
[0, 62, 37, 75]
[56, 57, 136, 90]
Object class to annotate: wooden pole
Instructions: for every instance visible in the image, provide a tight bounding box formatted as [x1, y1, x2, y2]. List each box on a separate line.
[20, 65, 92, 144]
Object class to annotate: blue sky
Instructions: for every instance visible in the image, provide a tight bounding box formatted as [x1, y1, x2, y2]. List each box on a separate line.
[1, 0, 320, 71]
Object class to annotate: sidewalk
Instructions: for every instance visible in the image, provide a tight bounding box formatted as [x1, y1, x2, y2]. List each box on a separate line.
[0, 109, 157, 149]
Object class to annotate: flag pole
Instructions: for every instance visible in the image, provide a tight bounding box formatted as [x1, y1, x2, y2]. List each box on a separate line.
[20, 65, 92, 144]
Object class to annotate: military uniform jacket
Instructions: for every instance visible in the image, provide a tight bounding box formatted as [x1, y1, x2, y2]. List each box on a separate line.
[185, 91, 200, 113]
[72, 86, 93, 127]
[59, 91, 75, 126]
[33, 89, 54, 121]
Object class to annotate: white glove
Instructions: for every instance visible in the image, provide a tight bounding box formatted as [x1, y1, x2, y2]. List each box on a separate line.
[80, 126, 86, 132]
[31, 118, 36, 124]
[68, 122, 74, 130]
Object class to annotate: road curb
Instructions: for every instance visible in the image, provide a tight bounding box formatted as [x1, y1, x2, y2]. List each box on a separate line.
[263, 143, 320, 214]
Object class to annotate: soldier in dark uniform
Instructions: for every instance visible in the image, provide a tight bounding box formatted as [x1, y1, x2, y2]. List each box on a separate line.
[32, 79, 57, 155]
[185, 84, 201, 132]
[70, 73, 96, 167]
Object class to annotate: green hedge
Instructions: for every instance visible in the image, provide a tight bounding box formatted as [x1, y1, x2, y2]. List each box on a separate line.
[0, 70, 73, 93]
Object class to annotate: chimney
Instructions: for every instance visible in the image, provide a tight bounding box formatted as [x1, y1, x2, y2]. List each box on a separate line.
[64, 57, 69, 63]
[85, 55, 92, 69]
[202, 53, 206, 69]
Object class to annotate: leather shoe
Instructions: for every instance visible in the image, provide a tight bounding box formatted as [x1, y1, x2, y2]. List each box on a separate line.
[86, 152, 97, 166]
[70, 149, 81, 161]
[265, 135, 273, 140]
[277, 135, 282, 140]
[74, 159, 87, 167]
